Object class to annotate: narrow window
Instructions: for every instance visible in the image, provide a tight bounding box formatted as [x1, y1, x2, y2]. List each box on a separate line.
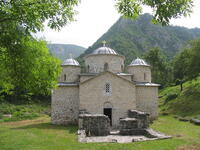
[144, 73, 146, 81]
[104, 63, 108, 71]
[131, 75, 134, 81]
[64, 74, 66, 81]
[87, 65, 90, 72]
[105, 83, 111, 94]
[121, 65, 124, 71]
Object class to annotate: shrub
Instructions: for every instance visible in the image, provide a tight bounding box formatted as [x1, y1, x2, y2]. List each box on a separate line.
[0, 113, 3, 119]
[4, 111, 39, 122]
[165, 93, 178, 103]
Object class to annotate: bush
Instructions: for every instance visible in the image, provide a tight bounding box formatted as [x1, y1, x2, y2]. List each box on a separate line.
[0, 102, 49, 122]
[165, 93, 178, 103]
[0, 113, 3, 119]
[4, 111, 39, 122]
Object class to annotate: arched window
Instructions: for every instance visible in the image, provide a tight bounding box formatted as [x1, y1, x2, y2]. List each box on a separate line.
[64, 74, 66, 81]
[144, 73, 146, 81]
[121, 65, 124, 71]
[104, 63, 108, 71]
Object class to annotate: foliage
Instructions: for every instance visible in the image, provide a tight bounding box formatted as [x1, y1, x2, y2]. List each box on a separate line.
[79, 14, 200, 66]
[173, 38, 200, 83]
[143, 47, 171, 86]
[187, 38, 200, 79]
[165, 93, 179, 104]
[0, 36, 61, 103]
[0, 116, 200, 150]
[159, 76, 200, 117]
[0, 102, 50, 122]
[116, 0, 193, 25]
[0, 0, 78, 33]
[173, 48, 191, 82]
[0, 0, 73, 103]
[0, 113, 3, 119]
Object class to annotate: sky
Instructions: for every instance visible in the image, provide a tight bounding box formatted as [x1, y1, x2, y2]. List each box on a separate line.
[36, 0, 200, 48]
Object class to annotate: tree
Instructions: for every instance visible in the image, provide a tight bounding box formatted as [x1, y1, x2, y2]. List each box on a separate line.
[143, 47, 170, 86]
[0, 36, 61, 103]
[116, 0, 193, 25]
[187, 38, 200, 79]
[0, 0, 78, 33]
[172, 38, 200, 91]
[173, 48, 191, 91]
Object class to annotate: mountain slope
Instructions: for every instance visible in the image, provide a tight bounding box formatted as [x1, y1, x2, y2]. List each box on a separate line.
[48, 44, 86, 60]
[159, 76, 200, 118]
[81, 14, 200, 64]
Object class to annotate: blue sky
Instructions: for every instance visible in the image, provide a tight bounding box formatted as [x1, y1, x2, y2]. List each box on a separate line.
[36, 0, 200, 48]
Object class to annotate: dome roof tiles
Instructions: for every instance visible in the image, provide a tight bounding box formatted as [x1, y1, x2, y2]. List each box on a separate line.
[92, 46, 118, 55]
[62, 58, 80, 66]
[129, 58, 150, 66]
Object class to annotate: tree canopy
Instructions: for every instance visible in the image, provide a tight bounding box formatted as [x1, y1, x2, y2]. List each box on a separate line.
[143, 47, 171, 86]
[116, 0, 193, 25]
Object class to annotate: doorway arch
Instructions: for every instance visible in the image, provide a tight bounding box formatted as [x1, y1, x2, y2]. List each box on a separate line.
[103, 102, 113, 126]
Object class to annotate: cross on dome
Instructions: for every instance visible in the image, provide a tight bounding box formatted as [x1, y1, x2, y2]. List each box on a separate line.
[102, 40, 107, 47]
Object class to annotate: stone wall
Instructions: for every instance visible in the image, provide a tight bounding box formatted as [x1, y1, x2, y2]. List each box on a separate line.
[127, 66, 151, 82]
[79, 114, 110, 136]
[58, 66, 81, 82]
[79, 72, 136, 128]
[119, 110, 150, 136]
[51, 86, 79, 125]
[118, 75, 133, 81]
[135, 86, 158, 119]
[84, 55, 124, 73]
[80, 75, 95, 82]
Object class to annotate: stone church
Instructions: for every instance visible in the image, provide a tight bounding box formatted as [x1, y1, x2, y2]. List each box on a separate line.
[51, 45, 159, 128]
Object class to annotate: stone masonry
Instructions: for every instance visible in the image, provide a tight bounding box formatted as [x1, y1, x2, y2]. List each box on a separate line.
[51, 45, 160, 127]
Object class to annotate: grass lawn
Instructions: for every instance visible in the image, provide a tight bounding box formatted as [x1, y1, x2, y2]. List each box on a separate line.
[0, 116, 200, 150]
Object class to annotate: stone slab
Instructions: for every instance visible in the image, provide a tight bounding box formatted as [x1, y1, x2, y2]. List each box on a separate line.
[78, 129, 172, 143]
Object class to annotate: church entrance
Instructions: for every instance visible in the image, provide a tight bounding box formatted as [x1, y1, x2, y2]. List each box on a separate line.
[104, 108, 112, 126]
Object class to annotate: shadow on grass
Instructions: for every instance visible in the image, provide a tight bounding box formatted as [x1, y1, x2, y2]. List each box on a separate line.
[11, 123, 78, 134]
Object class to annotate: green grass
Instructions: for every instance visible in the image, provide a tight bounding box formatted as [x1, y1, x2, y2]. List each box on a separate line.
[159, 77, 200, 118]
[0, 116, 200, 150]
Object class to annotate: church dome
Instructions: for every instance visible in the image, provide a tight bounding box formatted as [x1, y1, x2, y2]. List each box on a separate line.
[61, 58, 80, 66]
[92, 46, 118, 55]
[129, 58, 150, 66]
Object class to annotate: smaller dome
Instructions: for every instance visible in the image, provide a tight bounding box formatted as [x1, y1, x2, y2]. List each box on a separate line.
[61, 58, 80, 66]
[129, 58, 150, 66]
[92, 46, 118, 55]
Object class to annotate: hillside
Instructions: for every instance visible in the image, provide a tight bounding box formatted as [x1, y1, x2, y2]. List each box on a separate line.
[48, 44, 86, 60]
[159, 77, 200, 118]
[80, 14, 200, 64]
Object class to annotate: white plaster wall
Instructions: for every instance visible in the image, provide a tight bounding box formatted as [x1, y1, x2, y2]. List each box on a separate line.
[136, 86, 158, 119]
[84, 55, 124, 73]
[51, 86, 79, 125]
[79, 72, 136, 128]
[127, 66, 151, 82]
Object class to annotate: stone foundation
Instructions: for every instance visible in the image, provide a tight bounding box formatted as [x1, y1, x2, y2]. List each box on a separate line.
[119, 110, 150, 135]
